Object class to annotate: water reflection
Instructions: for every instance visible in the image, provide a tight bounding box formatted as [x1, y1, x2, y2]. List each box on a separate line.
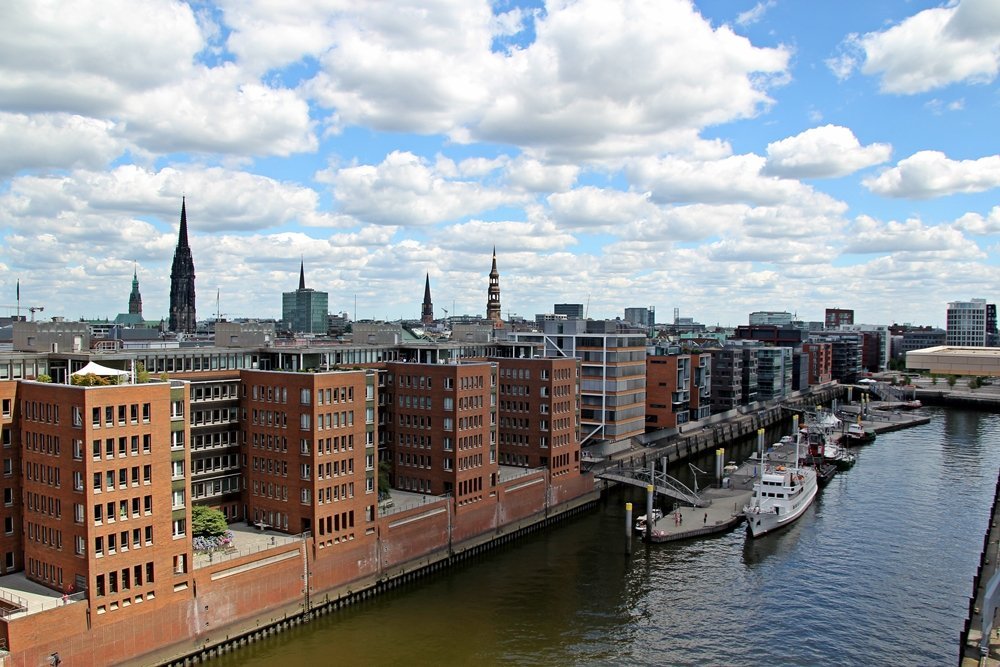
[208, 409, 1000, 667]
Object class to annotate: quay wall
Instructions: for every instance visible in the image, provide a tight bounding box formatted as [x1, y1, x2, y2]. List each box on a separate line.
[0, 475, 598, 667]
[916, 389, 1000, 410]
[959, 468, 1000, 665]
[604, 384, 845, 471]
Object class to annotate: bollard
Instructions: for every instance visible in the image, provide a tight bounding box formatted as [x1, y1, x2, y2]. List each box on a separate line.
[625, 502, 633, 547]
[645, 484, 654, 542]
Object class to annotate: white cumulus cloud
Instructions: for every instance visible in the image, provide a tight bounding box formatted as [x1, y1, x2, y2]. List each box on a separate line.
[864, 151, 1000, 198]
[829, 0, 1000, 94]
[764, 125, 892, 178]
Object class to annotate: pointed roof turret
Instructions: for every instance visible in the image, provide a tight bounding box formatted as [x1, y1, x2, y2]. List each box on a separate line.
[299, 258, 306, 290]
[178, 196, 189, 249]
[128, 260, 143, 317]
[421, 272, 434, 324]
[169, 197, 197, 333]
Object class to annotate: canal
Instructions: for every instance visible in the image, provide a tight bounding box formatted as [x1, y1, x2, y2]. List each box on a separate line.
[206, 407, 998, 666]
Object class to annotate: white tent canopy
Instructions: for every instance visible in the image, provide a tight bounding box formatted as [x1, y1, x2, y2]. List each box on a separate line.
[71, 361, 129, 377]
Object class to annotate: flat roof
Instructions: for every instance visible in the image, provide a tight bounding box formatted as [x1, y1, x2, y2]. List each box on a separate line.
[906, 346, 1000, 376]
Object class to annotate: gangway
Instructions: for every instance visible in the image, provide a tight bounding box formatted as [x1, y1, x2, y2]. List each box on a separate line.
[597, 464, 709, 507]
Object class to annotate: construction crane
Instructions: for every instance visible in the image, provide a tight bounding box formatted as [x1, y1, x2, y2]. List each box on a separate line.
[0, 305, 44, 321]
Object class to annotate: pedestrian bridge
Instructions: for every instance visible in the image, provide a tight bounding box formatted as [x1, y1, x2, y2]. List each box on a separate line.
[597, 466, 709, 507]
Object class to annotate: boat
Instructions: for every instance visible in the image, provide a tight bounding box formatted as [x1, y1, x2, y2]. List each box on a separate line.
[634, 508, 663, 533]
[843, 421, 876, 446]
[807, 456, 838, 485]
[743, 434, 818, 538]
[823, 439, 857, 470]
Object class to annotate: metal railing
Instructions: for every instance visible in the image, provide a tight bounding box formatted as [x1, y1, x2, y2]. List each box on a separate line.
[193, 533, 302, 569]
[0, 590, 85, 620]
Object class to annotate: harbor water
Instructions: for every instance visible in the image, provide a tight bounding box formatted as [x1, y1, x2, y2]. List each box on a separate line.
[206, 407, 998, 666]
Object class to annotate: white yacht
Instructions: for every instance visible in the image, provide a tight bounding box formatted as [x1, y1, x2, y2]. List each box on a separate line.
[742, 435, 818, 538]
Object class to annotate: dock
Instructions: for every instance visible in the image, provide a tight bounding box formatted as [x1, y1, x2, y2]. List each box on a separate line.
[646, 487, 753, 542]
[640, 406, 932, 544]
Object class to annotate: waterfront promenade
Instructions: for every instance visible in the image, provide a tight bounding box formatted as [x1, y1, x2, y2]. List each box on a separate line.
[620, 406, 930, 543]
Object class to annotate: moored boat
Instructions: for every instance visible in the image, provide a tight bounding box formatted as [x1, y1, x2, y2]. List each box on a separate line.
[844, 421, 876, 445]
[823, 439, 857, 470]
[634, 508, 663, 533]
[743, 434, 818, 538]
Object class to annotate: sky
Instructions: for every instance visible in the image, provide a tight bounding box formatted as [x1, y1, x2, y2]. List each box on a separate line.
[1, 0, 998, 328]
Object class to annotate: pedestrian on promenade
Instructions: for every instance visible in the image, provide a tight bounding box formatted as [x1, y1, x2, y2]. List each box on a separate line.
[703, 513, 707, 525]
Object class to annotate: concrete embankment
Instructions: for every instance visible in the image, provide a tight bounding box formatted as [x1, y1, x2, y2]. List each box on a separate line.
[587, 384, 844, 474]
[960, 471, 1000, 666]
[152, 490, 600, 667]
[917, 388, 1000, 410]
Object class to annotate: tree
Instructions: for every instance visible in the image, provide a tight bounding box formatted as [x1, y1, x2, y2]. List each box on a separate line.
[192, 505, 228, 538]
[378, 460, 392, 499]
[36, 374, 52, 383]
[72, 373, 108, 386]
[136, 362, 150, 383]
[947, 375, 957, 388]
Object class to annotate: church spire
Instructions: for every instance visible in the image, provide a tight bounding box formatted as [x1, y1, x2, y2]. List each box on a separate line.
[421, 273, 434, 325]
[169, 198, 197, 333]
[299, 258, 306, 290]
[178, 196, 189, 249]
[128, 261, 143, 318]
[486, 246, 502, 328]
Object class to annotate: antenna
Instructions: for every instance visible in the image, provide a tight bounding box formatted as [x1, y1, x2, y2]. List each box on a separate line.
[585, 294, 591, 319]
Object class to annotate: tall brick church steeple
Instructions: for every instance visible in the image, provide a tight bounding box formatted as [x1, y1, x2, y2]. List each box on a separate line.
[128, 262, 143, 318]
[168, 197, 197, 333]
[421, 273, 434, 325]
[486, 246, 502, 328]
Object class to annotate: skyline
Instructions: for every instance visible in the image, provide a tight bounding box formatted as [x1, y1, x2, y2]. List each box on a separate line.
[1, 0, 998, 328]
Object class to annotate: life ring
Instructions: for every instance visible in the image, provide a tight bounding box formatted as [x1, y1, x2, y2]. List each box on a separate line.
[776, 466, 786, 472]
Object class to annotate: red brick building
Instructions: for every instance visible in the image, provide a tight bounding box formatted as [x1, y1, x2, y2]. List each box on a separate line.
[384, 361, 497, 510]
[17, 379, 191, 620]
[496, 357, 580, 477]
[802, 342, 833, 385]
[241, 369, 378, 548]
[1, 381, 21, 576]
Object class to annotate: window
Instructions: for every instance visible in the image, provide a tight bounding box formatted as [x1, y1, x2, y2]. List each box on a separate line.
[300, 488, 311, 504]
[300, 388, 311, 405]
[3, 488, 12, 506]
[172, 519, 186, 538]
[300, 414, 311, 429]
[171, 490, 185, 509]
[73, 439, 83, 460]
[171, 461, 184, 479]
[75, 535, 86, 556]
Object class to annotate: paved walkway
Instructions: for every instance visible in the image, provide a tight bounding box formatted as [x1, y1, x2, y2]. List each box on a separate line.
[0, 572, 81, 619]
[644, 488, 753, 542]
